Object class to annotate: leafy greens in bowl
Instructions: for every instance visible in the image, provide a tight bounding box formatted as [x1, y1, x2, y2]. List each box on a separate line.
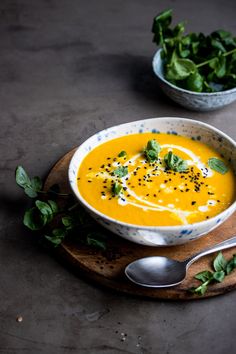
[151, 9, 236, 110]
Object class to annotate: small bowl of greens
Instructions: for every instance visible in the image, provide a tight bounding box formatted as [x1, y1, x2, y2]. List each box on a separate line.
[152, 9, 236, 111]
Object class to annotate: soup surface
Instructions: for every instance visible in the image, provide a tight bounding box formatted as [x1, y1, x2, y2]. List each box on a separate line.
[77, 133, 235, 226]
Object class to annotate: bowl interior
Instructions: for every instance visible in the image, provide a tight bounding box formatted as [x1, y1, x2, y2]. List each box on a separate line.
[69, 117, 236, 227]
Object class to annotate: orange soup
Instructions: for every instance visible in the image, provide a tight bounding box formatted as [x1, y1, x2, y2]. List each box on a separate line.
[77, 133, 235, 226]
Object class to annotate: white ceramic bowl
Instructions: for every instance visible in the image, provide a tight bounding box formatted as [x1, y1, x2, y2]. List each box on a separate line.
[68, 117, 236, 246]
[153, 49, 236, 111]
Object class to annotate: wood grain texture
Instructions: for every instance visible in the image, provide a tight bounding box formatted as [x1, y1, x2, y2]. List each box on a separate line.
[44, 149, 236, 300]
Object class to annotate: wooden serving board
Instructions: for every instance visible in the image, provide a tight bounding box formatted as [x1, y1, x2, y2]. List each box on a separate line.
[44, 149, 236, 300]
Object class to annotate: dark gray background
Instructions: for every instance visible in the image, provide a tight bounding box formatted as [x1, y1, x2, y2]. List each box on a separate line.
[1, 1, 236, 353]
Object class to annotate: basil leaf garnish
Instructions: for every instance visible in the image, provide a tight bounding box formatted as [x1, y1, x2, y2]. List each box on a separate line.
[112, 182, 123, 196]
[208, 157, 228, 174]
[118, 150, 127, 157]
[113, 166, 128, 178]
[144, 139, 161, 162]
[164, 151, 188, 172]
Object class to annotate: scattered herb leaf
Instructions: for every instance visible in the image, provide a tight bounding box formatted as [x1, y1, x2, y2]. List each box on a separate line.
[164, 151, 188, 172]
[213, 251, 227, 271]
[190, 251, 236, 295]
[86, 232, 107, 250]
[208, 157, 228, 174]
[16, 166, 108, 250]
[112, 182, 123, 196]
[114, 166, 128, 178]
[194, 270, 213, 282]
[144, 139, 161, 162]
[118, 151, 127, 157]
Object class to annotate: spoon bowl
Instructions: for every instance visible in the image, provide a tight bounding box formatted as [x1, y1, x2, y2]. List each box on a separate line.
[125, 257, 187, 288]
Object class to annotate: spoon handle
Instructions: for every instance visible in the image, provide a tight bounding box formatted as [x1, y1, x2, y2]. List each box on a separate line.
[185, 235, 236, 268]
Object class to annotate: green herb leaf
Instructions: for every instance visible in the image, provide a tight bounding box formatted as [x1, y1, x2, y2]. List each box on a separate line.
[62, 215, 75, 230]
[144, 139, 161, 162]
[86, 232, 107, 250]
[213, 270, 225, 282]
[185, 71, 203, 92]
[35, 200, 53, 221]
[118, 151, 127, 157]
[152, 10, 236, 92]
[15, 166, 31, 188]
[166, 57, 196, 81]
[152, 9, 172, 46]
[15, 166, 43, 198]
[164, 151, 188, 172]
[113, 166, 128, 178]
[45, 228, 66, 247]
[112, 182, 123, 196]
[31, 176, 43, 192]
[48, 200, 59, 214]
[23, 207, 47, 230]
[194, 270, 213, 282]
[24, 186, 38, 198]
[208, 158, 228, 174]
[190, 281, 210, 295]
[226, 255, 236, 275]
[213, 251, 227, 272]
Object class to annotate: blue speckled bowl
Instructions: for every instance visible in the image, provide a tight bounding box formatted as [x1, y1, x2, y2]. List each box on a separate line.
[68, 117, 236, 246]
[153, 49, 236, 111]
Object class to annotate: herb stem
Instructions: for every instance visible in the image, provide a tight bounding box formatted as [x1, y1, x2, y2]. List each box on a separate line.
[68, 202, 79, 212]
[196, 48, 236, 68]
[38, 190, 71, 197]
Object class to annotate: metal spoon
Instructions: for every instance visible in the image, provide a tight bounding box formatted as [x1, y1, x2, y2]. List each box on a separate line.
[125, 236, 236, 288]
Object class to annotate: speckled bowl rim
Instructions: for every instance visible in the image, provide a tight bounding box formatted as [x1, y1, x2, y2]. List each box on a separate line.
[68, 117, 236, 231]
[153, 49, 236, 96]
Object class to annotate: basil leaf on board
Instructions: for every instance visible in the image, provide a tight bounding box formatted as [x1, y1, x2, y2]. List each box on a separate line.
[62, 216, 75, 230]
[164, 151, 188, 172]
[194, 270, 213, 282]
[213, 251, 227, 272]
[226, 255, 236, 275]
[86, 232, 107, 250]
[45, 228, 67, 247]
[208, 157, 228, 174]
[213, 270, 225, 282]
[113, 166, 128, 178]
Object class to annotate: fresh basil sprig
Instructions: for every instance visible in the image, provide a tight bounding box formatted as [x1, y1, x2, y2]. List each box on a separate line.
[164, 151, 188, 172]
[144, 139, 161, 163]
[152, 9, 236, 92]
[16, 166, 107, 250]
[208, 157, 228, 174]
[190, 252, 236, 295]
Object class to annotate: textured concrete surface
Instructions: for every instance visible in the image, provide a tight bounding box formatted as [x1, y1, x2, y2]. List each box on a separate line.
[1, 1, 236, 353]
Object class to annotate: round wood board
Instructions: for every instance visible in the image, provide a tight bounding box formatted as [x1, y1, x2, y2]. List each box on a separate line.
[44, 149, 236, 300]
